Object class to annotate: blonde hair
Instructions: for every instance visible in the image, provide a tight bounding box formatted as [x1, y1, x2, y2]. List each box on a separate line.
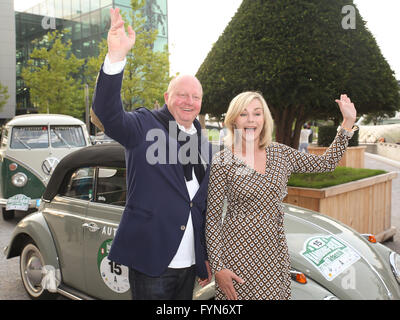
[223, 91, 274, 149]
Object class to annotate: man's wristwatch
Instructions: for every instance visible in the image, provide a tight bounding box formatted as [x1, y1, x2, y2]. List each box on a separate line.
[337, 125, 359, 139]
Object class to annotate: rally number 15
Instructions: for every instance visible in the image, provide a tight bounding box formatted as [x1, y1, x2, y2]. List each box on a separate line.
[108, 261, 122, 275]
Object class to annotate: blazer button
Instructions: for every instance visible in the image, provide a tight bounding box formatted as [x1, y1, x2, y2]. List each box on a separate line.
[190, 202, 193, 208]
[180, 225, 186, 231]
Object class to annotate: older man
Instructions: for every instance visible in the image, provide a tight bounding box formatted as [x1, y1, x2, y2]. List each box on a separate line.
[91, 8, 213, 299]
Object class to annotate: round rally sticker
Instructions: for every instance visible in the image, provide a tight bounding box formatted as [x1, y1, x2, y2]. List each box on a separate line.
[97, 239, 130, 293]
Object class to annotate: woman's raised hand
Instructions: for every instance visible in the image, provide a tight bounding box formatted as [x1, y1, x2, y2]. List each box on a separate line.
[335, 94, 357, 130]
[107, 8, 136, 63]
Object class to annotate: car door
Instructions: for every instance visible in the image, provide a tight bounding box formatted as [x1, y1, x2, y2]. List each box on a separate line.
[83, 166, 132, 299]
[42, 167, 95, 292]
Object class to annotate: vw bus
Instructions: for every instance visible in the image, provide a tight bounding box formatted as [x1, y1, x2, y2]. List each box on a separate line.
[0, 114, 92, 220]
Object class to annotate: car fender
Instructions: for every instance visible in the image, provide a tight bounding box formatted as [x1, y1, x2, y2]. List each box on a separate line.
[5, 211, 60, 270]
[284, 204, 400, 299]
[291, 277, 339, 300]
[367, 241, 400, 296]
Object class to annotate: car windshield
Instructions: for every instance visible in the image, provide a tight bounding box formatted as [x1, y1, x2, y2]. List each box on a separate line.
[10, 126, 49, 149]
[10, 125, 86, 149]
[50, 126, 86, 148]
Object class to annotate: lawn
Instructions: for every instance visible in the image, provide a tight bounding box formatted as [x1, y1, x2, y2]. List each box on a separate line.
[287, 167, 386, 189]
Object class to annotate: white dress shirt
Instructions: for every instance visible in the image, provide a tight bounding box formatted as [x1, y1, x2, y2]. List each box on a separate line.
[103, 54, 126, 75]
[168, 122, 198, 268]
[102, 54, 198, 268]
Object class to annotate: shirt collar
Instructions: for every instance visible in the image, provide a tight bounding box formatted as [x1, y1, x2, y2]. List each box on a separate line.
[177, 122, 197, 135]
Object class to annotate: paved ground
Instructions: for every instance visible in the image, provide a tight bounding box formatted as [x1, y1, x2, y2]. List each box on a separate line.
[0, 211, 30, 299]
[364, 152, 400, 253]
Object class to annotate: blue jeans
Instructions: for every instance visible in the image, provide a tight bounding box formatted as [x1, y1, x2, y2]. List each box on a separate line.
[299, 142, 309, 153]
[129, 265, 196, 300]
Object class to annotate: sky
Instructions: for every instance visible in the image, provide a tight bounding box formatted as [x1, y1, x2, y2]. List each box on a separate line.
[14, 0, 400, 79]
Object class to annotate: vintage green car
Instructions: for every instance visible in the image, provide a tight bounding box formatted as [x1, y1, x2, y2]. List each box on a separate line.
[0, 114, 92, 220]
[4, 143, 400, 300]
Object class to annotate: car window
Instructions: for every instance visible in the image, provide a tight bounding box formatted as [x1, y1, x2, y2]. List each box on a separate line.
[61, 167, 95, 200]
[96, 167, 126, 207]
[10, 126, 49, 149]
[50, 125, 86, 148]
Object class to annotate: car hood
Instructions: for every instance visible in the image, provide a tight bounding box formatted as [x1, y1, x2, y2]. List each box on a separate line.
[283, 204, 396, 299]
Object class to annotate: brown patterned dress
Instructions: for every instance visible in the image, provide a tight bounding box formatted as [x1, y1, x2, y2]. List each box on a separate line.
[205, 132, 351, 300]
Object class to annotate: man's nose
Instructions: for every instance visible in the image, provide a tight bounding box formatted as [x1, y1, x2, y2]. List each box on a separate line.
[186, 95, 194, 105]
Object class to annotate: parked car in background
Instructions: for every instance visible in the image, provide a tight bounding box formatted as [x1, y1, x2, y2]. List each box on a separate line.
[0, 114, 92, 220]
[4, 143, 400, 300]
[92, 132, 114, 144]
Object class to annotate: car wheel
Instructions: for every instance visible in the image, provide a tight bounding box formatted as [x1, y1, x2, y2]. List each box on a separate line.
[2, 208, 15, 221]
[20, 242, 58, 300]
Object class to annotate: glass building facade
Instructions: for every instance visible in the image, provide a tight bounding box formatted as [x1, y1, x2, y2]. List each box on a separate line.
[15, 0, 168, 113]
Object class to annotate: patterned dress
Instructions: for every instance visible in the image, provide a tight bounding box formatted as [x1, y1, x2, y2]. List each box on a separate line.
[205, 132, 351, 300]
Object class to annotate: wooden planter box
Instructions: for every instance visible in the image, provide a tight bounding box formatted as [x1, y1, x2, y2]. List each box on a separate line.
[284, 172, 397, 242]
[308, 145, 366, 168]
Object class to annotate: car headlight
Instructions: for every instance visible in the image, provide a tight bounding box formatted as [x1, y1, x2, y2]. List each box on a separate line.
[11, 172, 28, 187]
[389, 252, 400, 284]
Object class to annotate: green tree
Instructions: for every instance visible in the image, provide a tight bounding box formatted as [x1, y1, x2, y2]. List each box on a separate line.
[196, 0, 400, 148]
[86, 38, 109, 111]
[86, 0, 170, 111]
[0, 82, 9, 111]
[21, 30, 85, 118]
[122, 0, 170, 110]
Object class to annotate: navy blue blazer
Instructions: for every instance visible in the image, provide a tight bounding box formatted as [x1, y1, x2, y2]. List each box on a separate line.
[91, 67, 216, 278]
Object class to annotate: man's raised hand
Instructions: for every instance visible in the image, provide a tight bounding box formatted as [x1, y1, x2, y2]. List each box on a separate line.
[107, 8, 135, 63]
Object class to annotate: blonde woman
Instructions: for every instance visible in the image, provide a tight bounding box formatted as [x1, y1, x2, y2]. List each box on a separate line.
[205, 92, 357, 300]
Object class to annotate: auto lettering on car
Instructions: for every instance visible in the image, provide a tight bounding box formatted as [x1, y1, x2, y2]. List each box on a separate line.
[101, 226, 118, 238]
